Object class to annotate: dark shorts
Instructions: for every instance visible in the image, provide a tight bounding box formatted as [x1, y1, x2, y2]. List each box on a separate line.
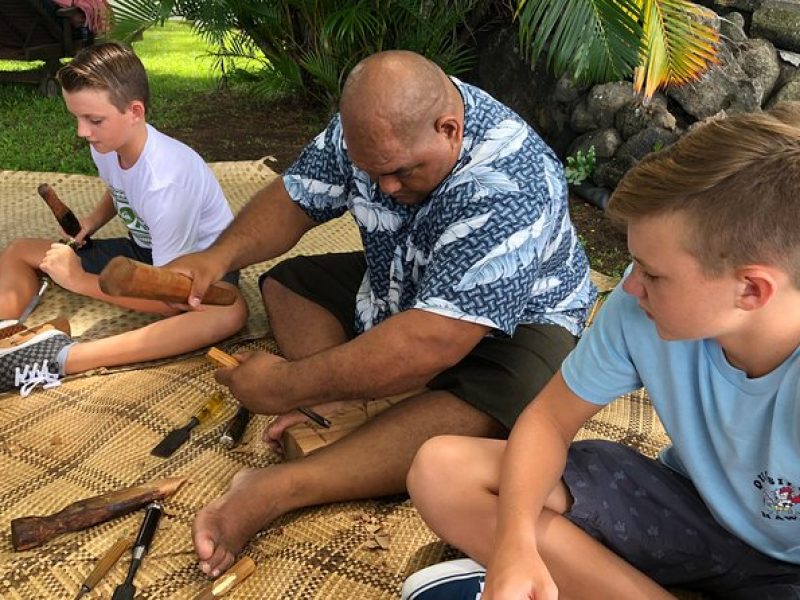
[564, 440, 800, 599]
[260, 252, 577, 430]
[77, 237, 240, 286]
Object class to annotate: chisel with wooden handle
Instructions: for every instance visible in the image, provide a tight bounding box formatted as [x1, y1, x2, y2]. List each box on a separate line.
[98, 256, 237, 305]
[37, 183, 90, 248]
[150, 392, 225, 458]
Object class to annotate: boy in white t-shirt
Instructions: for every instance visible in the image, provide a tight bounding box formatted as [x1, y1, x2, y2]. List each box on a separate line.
[402, 103, 800, 599]
[0, 42, 248, 396]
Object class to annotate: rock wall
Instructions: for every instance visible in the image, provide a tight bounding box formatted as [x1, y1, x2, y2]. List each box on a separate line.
[465, 1, 800, 190]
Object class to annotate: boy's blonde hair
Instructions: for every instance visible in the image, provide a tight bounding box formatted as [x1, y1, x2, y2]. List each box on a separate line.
[57, 42, 149, 113]
[608, 102, 800, 285]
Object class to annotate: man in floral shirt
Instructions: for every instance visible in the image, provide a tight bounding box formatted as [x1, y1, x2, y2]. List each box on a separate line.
[170, 50, 596, 578]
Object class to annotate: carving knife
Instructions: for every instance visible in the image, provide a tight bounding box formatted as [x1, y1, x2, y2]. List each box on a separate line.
[151, 392, 224, 458]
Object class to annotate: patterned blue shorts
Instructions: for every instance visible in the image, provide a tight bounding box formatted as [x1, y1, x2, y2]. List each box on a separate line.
[564, 440, 800, 599]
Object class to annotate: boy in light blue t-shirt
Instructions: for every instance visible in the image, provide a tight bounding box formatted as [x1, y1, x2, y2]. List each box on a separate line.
[403, 103, 800, 599]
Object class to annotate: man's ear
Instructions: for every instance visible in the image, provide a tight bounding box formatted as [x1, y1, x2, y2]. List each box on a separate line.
[735, 266, 778, 311]
[435, 114, 462, 147]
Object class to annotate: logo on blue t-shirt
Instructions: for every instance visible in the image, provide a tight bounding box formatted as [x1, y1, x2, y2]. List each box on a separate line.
[755, 470, 800, 520]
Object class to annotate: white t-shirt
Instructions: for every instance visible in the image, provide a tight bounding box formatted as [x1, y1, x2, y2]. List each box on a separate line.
[91, 124, 232, 266]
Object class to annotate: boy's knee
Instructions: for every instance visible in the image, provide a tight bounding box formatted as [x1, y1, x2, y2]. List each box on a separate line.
[407, 435, 463, 497]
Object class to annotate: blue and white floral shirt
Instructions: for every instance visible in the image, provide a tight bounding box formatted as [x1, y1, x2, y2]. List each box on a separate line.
[283, 78, 597, 336]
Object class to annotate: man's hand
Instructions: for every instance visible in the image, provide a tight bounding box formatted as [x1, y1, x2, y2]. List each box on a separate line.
[166, 250, 229, 310]
[214, 351, 292, 414]
[39, 242, 89, 292]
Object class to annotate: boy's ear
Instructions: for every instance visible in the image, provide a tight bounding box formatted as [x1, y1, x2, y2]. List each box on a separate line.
[128, 100, 146, 121]
[735, 266, 778, 311]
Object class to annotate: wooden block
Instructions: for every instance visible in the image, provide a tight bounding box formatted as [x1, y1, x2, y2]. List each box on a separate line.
[281, 389, 425, 460]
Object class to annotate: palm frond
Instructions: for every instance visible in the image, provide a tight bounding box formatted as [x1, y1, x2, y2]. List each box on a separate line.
[516, 0, 643, 84]
[634, 0, 720, 98]
[110, 0, 177, 43]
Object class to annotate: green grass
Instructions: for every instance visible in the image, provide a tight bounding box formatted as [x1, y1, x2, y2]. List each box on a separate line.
[0, 22, 222, 174]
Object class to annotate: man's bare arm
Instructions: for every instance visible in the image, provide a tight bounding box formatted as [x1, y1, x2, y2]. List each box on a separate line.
[219, 308, 491, 413]
[169, 178, 317, 304]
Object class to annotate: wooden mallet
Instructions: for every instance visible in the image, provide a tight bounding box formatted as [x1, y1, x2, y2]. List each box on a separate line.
[98, 257, 236, 306]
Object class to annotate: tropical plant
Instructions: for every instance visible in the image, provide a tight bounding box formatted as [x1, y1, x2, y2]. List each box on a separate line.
[565, 145, 596, 185]
[515, 0, 720, 100]
[110, 0, 481, 108]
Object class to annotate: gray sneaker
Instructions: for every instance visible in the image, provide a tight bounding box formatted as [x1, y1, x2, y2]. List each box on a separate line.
[0, 329, 73, 397]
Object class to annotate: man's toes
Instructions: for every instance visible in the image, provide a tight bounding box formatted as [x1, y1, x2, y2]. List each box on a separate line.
[192, 518, 218, 562]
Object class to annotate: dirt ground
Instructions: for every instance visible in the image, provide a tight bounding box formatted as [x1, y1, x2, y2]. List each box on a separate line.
[167, 90, 629, 278]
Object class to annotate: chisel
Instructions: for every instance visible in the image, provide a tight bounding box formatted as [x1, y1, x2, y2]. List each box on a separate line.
[150, 392, 224, 458]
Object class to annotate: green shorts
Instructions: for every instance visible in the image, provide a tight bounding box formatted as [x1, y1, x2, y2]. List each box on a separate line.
[260, 252, 577, 430]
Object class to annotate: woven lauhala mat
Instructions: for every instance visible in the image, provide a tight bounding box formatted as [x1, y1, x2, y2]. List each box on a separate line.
[0, 163, 674, 599]
[0, 355, 671, 600]
[0, 161, 362, 343]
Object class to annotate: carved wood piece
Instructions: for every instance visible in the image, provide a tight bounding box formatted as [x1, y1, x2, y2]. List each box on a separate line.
[98, 257, 236, 305]
[10, 477, 186, 551]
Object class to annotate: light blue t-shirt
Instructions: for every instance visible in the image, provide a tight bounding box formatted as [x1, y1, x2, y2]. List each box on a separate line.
[282, 78, 597, 337]
[562, 279, 800, 564]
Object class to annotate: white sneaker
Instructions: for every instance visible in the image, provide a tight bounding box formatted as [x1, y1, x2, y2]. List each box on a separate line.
[402, 558, 486, 600]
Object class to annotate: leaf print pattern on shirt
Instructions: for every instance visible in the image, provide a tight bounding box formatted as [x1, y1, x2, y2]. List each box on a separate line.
[281, 79, 597, 336]
[433, 211, 493, 252]
[352, 198, 404, 232]
[454, 212, 548, 291]
[285, 175, 347, 210]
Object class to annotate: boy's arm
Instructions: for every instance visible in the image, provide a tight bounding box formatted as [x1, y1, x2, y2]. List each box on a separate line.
[39, 243, 183, 316]
[168, 178, 317, 306]
[484, 371, 602, 600]
[73, 190, 116, 243]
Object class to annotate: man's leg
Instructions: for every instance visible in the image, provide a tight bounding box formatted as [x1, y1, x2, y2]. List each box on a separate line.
[193, 387, 505, 576]
[407, 435, 674, 600]
[0, 239, 52, 319]
[259, 276, 372, 441]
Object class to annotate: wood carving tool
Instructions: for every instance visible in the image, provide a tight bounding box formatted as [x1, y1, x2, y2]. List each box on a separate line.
[151, 391, 225, 458]
[111, 502, 163, 600]
[10, 476, 185, 551]
[192, 556, 256, 600]
[206, 347, 332, 428]
[98, 256, 236, 306]
[74, 535, 134, 600]
[219, 405, 251, 449]
[0, 280, 50, 339]
[37, 183, 90, 248]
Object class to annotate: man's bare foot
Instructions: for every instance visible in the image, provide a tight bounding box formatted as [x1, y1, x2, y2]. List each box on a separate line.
[192, 466, 289, 577]
[263, 399, 364, 452]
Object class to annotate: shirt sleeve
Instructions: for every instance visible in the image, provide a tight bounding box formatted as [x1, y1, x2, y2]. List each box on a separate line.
[561, 282, 644, 405]
[282, 114, 351, 223]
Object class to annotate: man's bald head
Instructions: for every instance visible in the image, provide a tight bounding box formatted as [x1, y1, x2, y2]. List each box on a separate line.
[339, 51, 465, 205]
[340, 50, 459, 146]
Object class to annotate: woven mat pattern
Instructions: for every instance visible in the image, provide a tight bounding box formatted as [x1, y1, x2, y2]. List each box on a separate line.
[0, 163, 674, 599]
